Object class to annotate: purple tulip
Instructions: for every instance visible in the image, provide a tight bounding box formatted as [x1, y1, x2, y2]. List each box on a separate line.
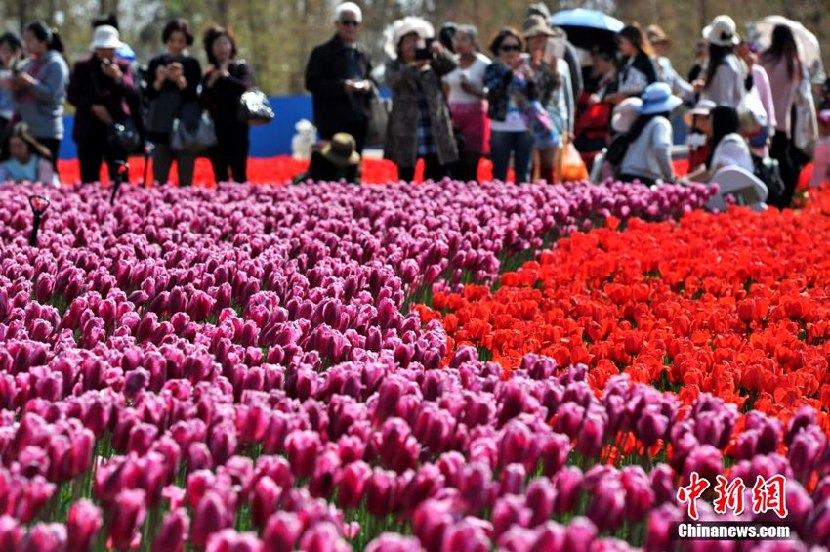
[0, 516, 24, 551]
[263, 512, 303, 552]
[66, 499, 102, 552]
[20, 523, 67, 552]
[152, 509, 188, 552]
[109, 488, 146, 551]
[191, 491, 232, 549]
[365, 533, 423, 552]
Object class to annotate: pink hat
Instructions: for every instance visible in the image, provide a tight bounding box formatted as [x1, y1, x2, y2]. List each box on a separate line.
[818, 110, 830, 126]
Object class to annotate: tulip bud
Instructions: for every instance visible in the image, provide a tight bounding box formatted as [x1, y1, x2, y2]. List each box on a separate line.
[191, 491, 231, 549]
[20, 523, 67, 552]
[263, 512, 302, 552]
[109, 489, 146, 551]
[0, 516, 24, 551]
[66, 500, 103, 552]
[152, 509, 188, 552]
[251, 477, 282, 530]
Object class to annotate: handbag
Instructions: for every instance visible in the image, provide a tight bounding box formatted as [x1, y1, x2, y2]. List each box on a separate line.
[108, 119, 143, 153]
[237, 88, 274, 125]
[365, 92, 390, 147]
[753, 154, 786, 207]
[171, 107, 218, 151]
[737, 88, 768, 136]
[560, 142, 588, 182]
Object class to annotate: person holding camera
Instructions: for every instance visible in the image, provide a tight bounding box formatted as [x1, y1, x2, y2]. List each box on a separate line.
[144, 18, 202, 187]
[67, 24, 140, 184]
[384, 17, 458, 182]
[9, 21, 68, 173]
[201, 26, 253, 183]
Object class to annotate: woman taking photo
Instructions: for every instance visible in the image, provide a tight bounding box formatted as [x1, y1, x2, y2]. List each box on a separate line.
[761, 24, 806, 207]
[605, 25, 657, 105]
[484, 27, 548, 183]
[10, 21, 68, 173]
[201, 26, 253, 183]
[145, 18, 202, 187]
[67, 24, 139, 184]
[618, 82, 681, 184]
[442, 24, 490, 182]
[384, 17, 458, 182]
[696, 16, 745, 108]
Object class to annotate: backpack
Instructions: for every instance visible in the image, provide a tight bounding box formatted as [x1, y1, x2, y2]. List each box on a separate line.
[604, 133, 631, 167]
[752, 154, 786, 207]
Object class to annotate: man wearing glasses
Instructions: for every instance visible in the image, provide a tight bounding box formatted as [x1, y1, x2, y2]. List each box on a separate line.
[305, 2, 374, 181]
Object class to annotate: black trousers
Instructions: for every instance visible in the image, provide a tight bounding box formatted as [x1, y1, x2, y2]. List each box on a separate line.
[319, 120, 367, 183]
[78, 139, 127, 184]
[769, 133, 799, 208]
[398, 154, 451, 182]
[208, 123, 250, 183]
[453, 150, 481, 183]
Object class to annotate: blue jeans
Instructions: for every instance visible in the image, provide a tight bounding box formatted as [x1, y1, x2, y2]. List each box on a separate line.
[490, 130, 534, 183]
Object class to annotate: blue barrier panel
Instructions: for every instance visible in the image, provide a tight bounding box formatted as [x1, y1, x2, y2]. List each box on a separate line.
[57, 89, 686, 160]
[59, 94, 314, 160]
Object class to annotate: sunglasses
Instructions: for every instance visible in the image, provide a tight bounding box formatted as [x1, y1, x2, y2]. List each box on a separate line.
[339, 20, 360, 27]
[500, 44, 521, 52]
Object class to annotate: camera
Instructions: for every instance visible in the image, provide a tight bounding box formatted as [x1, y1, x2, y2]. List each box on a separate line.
[415, 38, 435, 61]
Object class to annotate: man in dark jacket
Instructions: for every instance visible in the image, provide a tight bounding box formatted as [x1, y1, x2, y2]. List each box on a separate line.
[305, 1, 374, 182]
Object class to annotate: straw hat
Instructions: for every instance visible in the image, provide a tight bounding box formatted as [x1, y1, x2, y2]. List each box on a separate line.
[703, 15, 740, 47]
[522, 15, 556, 39]
[90, 25, 123, 50]
[611, 98, 643, 133]
[638, 82, 682, 115]
[321, 133, 360, 167]
[646, 24, 670, 45]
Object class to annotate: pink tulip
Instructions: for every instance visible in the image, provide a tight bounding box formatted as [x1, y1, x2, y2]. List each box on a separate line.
[20, 523, 67, 552]
[285, 430, 320, 478]
[441, 521, 490, 552]
[298, 521, 351, 552]
[251, 477, 281, 530]
[366, 533, 423, 552]
[109, 488, 145, 551]
[66, 499, 103, 552]
[263, 511, 303, 552]
[191, 491, 232, 549]
[205, 530, 264, 552]
[0, 516, 24, 551]
[152, 509, 188, 552]
[337, 461, 372, 511]
[365, 468, 397, 517]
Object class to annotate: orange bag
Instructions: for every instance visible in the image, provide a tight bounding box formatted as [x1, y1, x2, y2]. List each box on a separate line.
[560, 142, 589, 182]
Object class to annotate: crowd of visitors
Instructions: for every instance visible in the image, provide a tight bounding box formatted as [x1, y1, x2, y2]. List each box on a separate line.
[0, 3, 827, 208]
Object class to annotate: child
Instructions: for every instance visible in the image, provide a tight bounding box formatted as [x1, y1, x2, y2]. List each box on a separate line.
[0, 123, 56, 185]
[809, 110, 830, 189]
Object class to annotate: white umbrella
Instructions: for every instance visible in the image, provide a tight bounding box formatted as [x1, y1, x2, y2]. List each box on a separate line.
[754, 16, 822, 77]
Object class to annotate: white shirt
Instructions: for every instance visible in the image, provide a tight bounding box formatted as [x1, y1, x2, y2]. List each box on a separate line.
[444, 53, 491, 104]
[701, 54, 745, 108]
[620, 116, 674, 181]
[710, 133, 755, 175]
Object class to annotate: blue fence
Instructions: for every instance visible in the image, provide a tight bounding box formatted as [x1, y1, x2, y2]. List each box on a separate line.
[58, 94, 314, 160]
[58, 91, 688, 160]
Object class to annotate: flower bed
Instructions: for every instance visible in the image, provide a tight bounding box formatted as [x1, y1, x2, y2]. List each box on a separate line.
[0, 182, 830, 552]
[0, 181, 725, 550]
[420, 201, 830, 431]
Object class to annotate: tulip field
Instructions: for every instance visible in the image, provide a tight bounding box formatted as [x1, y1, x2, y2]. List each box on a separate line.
[1, 178, 830, 551]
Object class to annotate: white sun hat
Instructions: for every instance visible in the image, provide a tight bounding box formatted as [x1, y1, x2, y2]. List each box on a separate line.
[90, 25, 123, 50]
[384, 17, 435, 59]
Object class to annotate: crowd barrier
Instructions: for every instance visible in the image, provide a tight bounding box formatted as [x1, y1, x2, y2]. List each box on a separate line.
[57, 93, 689, 160]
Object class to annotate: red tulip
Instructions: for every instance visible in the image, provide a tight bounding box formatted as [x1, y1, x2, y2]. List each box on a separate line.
[66, 499, 102, 552]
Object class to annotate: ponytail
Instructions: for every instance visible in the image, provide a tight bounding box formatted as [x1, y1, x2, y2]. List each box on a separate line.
[24, 21, 63, 53]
